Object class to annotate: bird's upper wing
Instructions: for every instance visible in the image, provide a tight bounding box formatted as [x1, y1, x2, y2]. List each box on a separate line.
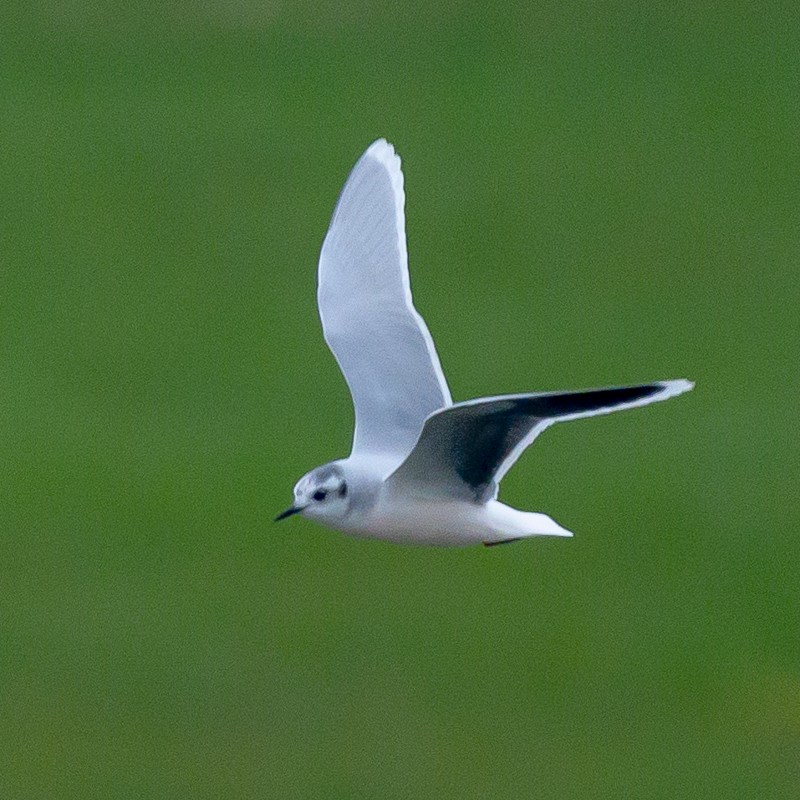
[386, 380, 693, 503]
[318, 140, 451, 464]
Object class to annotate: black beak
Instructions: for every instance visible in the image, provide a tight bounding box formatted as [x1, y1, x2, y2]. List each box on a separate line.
[274, 506, 303, 522]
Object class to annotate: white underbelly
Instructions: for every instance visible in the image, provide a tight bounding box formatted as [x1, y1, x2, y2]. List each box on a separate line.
[331, 497, 573, 547]
[340, 499, 497, 546]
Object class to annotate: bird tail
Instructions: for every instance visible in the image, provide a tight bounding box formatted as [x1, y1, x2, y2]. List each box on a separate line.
[486, 502, 574, 542]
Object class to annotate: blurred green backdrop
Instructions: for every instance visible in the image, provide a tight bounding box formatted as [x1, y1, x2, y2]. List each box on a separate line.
[2, 2, 798, 798]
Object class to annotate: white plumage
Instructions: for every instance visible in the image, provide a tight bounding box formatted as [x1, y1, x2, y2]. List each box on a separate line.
[276, 140, 693, 546]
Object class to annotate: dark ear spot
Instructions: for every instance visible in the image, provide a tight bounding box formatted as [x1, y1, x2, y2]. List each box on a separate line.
[338, 482, 347, 498]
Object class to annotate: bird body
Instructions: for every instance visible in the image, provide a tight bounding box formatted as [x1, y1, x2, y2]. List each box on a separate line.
[294, 454, 572, 546]
[276, 140, 693, 546]
[346, 495, 573, 547]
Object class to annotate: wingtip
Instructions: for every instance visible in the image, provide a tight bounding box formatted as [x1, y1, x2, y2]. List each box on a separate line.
[660, 378, 695, 397]
[365, 137, 393, 154]
[358, 138, 405, 213]
[364, 138, 400, 169]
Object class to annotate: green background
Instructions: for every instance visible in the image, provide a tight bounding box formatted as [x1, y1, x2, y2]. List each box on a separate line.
[2, 3, 798, 798]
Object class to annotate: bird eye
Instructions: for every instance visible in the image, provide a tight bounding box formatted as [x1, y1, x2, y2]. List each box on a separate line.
[312, 490, 327, 502]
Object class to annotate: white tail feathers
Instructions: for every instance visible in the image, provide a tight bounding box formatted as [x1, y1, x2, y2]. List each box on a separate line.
[487, 501, 574, 540]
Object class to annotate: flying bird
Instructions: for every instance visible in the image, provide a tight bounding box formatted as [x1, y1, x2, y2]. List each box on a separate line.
[276, 140, 693, 546]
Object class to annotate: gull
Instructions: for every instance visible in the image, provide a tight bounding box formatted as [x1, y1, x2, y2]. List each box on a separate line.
[276, 140, 693, 546]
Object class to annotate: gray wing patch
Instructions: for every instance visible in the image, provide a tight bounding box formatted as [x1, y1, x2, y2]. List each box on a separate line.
[430, 399, 540, 500]
[388, 382, 689, 503]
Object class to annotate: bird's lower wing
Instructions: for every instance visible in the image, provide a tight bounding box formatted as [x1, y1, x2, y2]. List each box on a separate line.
[386, 380, 693, 502]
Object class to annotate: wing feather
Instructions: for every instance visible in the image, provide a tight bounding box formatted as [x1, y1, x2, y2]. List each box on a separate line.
[387, 380, 693, 502]
[318, 140, 451, 464]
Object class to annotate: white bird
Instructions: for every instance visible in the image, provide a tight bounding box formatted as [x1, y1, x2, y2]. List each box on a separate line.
[276, 140, 693, 546]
